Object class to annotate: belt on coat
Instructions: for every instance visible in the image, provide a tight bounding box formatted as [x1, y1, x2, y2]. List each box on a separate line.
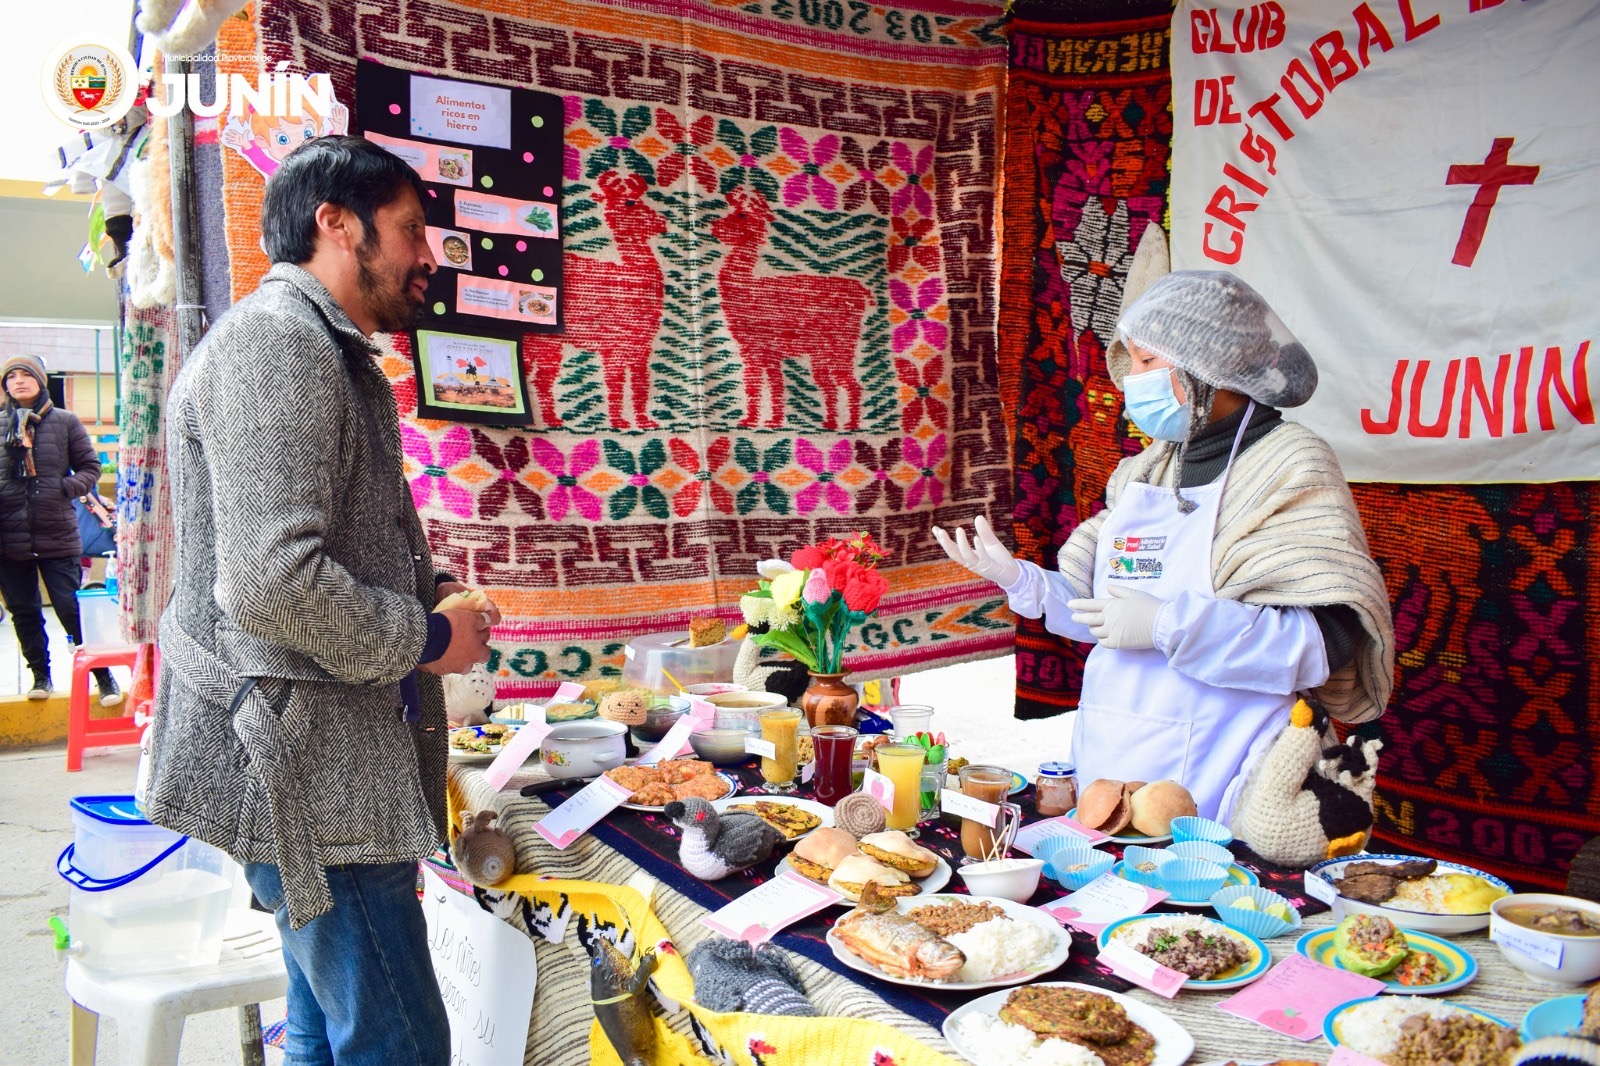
[158, 612, 333, 929]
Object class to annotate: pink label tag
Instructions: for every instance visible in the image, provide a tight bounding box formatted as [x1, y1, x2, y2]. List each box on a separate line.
[801, 761, 815, 784]
[1097, 937, 1186, 998]
[1013, 815, 1110, 854]
[862, 769, 894, 811]
[1042, 873, 1165, 935]
[1217, 954, 1385, 1041]
[636, 715, 698, 764]
[533, 775, 632, 850]
[701, 871, 843, 945]
[1330, 1049, 1392, 1066]
[552, 681, 586, 702]
[688, 699, 717, 722]
[483, 715, 551, 791]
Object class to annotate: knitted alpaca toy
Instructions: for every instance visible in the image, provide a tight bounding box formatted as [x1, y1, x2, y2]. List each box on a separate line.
[137, 0, 249, 58]
[1229, 698, 1383, 868]
[662, 797, 781, 881]
[443, 662, 494, 727]
[686, 937, 818, 1017]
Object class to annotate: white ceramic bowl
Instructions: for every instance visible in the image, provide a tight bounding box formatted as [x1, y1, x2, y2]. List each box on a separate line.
[539, 720, 628, 780]
[684, 683, 747, 696]
[955, 857, 1044, 904]
[1488, 893, 1600, 985]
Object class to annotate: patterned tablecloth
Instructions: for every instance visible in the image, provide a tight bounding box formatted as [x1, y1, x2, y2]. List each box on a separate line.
[447, 758, 1565, 1065]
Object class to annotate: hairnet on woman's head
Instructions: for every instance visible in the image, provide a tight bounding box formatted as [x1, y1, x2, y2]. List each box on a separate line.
[1109, 271, 1318, 408]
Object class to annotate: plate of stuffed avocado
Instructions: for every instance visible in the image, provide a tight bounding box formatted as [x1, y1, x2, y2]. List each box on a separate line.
[1295, 915, 1478, 995]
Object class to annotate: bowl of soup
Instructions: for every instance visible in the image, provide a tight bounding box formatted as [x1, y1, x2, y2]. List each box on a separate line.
[1489, 893, 1600, 985]
[703, 690, 788, 732]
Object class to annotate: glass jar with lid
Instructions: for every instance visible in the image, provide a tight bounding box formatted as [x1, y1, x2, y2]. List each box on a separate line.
[1034, 761, 1078, 817]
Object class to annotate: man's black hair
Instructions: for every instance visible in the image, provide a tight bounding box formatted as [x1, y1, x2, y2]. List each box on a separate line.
[261, 135, 428, 264]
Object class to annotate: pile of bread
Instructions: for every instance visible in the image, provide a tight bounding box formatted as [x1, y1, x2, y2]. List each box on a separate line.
[1076, 779, 1197, 837]
[789, 827, 940, 901]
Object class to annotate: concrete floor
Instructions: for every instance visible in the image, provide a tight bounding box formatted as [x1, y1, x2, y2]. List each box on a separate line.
[0, 652, 1066, 1065]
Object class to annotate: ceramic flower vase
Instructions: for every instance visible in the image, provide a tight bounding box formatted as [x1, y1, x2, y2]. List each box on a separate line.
[801, 672, 858, 728]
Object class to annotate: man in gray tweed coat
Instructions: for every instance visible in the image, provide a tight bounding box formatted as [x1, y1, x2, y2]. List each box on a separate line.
[147, 136, 495, 1065]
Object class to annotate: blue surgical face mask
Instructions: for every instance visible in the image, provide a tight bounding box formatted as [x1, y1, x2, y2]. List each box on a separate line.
[1123, 367, 1191, 441]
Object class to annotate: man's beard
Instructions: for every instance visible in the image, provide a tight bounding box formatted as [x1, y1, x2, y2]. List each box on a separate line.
[356, 247, 427, 334]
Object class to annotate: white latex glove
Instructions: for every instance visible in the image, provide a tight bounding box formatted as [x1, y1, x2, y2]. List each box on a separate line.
[932, 515, 1021, 589]
[1066, 585, 1166, 650]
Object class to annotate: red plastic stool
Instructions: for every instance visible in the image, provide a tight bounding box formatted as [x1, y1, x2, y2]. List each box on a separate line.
[66, 645, 140, 772]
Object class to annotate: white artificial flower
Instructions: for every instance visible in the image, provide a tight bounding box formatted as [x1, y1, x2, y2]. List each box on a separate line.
[740, 594, 771, 627]
[756, 558, 796, 580]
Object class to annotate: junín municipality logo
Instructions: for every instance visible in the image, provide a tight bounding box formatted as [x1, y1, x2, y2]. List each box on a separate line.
[42, 38, 139, 130]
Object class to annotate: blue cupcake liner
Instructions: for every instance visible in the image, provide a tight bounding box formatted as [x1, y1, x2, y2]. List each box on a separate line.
[1167, 840, 1233, 865]
[1031, 834, 1091, 867]
[1158, 857, 1229, 903]
[1121, 845, 1172, 888]
[1170, 816, 1233, 846]
[1043, 841, 1115, 891]
[1211, 884, 1301, 939]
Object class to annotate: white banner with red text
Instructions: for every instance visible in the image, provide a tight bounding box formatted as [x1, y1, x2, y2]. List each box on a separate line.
[1170, 0, 1598, 483]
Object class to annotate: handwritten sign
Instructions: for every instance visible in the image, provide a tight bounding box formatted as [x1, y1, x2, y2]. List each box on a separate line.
[940, 788, 1000, 826]
[1491, 913, 1565, 969]
[420, 865, 537, 1066]
[552, 681, 586, 702]
[688, 699, 717, 723]
[1041, 872, 1165, 936]
[1303, 869, 1337, 906]
[862, 768, 894, 811]
[1097, 936, 1187, 998]
[533, 775, 632, 849]
[1013, 815, 1111, 854]
[1218, 954, 1384, 1041]
[743, 736, 777, 760]
[483, 713, 550, 792]
[701, 871, 843, 945]
[637, 715, 698, 764]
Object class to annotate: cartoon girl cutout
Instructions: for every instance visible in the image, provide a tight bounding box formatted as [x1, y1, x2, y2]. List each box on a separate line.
[220, 72, 349, 178]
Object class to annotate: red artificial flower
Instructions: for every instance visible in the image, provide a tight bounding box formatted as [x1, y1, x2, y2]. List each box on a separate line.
[791, 544, 828, 570]
[842, 567, 889, 614]
[823, 556, 865, 591]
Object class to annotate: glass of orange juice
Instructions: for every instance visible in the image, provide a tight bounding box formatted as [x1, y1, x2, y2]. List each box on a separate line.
[759, 708, 801, 793]
[874, 742, 927, 835]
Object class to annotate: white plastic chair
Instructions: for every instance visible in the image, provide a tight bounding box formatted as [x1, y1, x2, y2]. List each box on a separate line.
[65, 906, 287, 1066]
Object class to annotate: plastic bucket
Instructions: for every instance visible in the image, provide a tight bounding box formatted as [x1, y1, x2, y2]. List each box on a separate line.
[56, 796, 238, 975]
[75, 589, 120, 646]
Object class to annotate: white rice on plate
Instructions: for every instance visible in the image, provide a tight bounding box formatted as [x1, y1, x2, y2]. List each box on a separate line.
[1335, 999, 1478, 1057]
[946, 916, 1058, 982]
[954, 1013, 1105, 1066]
[1110, 913, 1238, 951]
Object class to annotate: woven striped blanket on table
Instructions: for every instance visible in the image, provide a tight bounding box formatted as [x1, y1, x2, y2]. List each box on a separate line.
[214, 0, 1016, 700]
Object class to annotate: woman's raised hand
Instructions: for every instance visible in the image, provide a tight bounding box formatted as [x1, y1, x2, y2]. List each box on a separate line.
[932, 515, 1021, 589]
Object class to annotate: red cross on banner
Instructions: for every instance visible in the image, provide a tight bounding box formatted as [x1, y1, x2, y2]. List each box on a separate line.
[1445, 138, 1540, 269]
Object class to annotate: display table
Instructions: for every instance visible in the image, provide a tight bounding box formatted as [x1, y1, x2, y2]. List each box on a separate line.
[446, 758, 1562, 1065]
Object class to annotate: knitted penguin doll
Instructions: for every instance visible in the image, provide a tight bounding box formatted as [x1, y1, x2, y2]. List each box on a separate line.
[662, 797, 781, 881]
[1229, 698, 1383, 868]
[686, 936, 818, 1016]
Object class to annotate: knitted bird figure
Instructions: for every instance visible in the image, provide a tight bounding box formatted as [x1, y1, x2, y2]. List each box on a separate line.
[686, 936, 818, 1016]
[1229, 698, 1383, 869]
[663, 797, 781, 881]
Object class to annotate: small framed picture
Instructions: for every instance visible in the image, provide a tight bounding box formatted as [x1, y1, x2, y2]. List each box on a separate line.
[411, 329, 530, 426]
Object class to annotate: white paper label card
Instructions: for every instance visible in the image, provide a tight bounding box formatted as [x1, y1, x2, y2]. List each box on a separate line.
[1491, 914, 1565, 969]
[410, 74, 511, 148]
[862, 768, 894, 811]
[801, 761, 815, 784]
[1012, 815, 1110, 854]
[1303, 870, 1336, 906]
[688, 699, 717, 722]
[483, 713, 551, 792]
[553, 681, 586, 702]
[1097, 937, 1186, 998]
[1041, 871, 1167, 936]
[701, 871, 842, 945]
[637, 715, 698, 765]
[743, 737, 777, 759]
[940, 788, 1000, 826]
[533, 775, 632, 850]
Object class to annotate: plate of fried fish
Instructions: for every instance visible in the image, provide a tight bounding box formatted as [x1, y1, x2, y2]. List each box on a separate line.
[944, 981, 1195, 1066]
[603, 759, 738, 811]
[825, 887, 1070, 991]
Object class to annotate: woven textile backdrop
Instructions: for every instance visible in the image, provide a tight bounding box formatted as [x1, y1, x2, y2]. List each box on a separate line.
[215, 0, 1014, 696]
[1002, 5, 1599, 889]
[999, 6, 1172, 720]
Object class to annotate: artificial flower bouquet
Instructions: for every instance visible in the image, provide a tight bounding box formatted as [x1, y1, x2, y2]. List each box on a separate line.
[739, 532, 891, 674]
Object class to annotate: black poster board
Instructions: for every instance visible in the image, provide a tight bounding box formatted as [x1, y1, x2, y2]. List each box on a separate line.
[355, 60, 564, 336]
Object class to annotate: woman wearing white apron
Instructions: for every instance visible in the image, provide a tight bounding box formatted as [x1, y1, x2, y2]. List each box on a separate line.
[937, 271, 1394, 824]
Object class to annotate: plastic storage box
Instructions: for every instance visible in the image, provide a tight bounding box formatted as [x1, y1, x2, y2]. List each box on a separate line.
[75, 588, 121, 646]
[57, 796, 238, 976]
[621, 630, 741, 695]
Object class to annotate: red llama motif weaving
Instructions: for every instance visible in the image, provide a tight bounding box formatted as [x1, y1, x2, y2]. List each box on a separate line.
[217, 1, 1013, 694]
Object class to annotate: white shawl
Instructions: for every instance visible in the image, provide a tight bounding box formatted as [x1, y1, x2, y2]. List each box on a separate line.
[1057, 421, 1394, 723]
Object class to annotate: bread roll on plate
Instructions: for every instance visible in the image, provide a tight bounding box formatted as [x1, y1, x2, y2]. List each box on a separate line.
[789, 826, 859, 884]
[858, 831, 940, 878]
[829, 855, 918, 901]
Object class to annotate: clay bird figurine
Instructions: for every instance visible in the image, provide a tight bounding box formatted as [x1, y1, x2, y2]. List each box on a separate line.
[589, 937, 658, 1066]
[663, 796, 781, 881]
[1229, 698, 1383, 869]
[452, 810, 516, 887]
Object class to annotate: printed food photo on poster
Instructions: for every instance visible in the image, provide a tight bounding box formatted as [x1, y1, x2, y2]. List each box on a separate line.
[412, 331, 532, 426]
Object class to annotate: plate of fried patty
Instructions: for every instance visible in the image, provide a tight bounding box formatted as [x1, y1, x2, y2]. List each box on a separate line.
[943, 982, 1195, 1066]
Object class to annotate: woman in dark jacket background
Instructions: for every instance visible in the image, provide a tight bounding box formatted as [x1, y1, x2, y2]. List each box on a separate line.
[0, 354, 119, 703]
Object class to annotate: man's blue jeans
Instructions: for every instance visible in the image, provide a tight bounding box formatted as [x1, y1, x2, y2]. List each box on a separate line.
[244, 861, 450, 1066]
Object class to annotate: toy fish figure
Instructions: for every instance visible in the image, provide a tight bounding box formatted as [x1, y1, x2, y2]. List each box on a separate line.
[830, 882, 965, 981]
[589, 937, 659, 1066]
